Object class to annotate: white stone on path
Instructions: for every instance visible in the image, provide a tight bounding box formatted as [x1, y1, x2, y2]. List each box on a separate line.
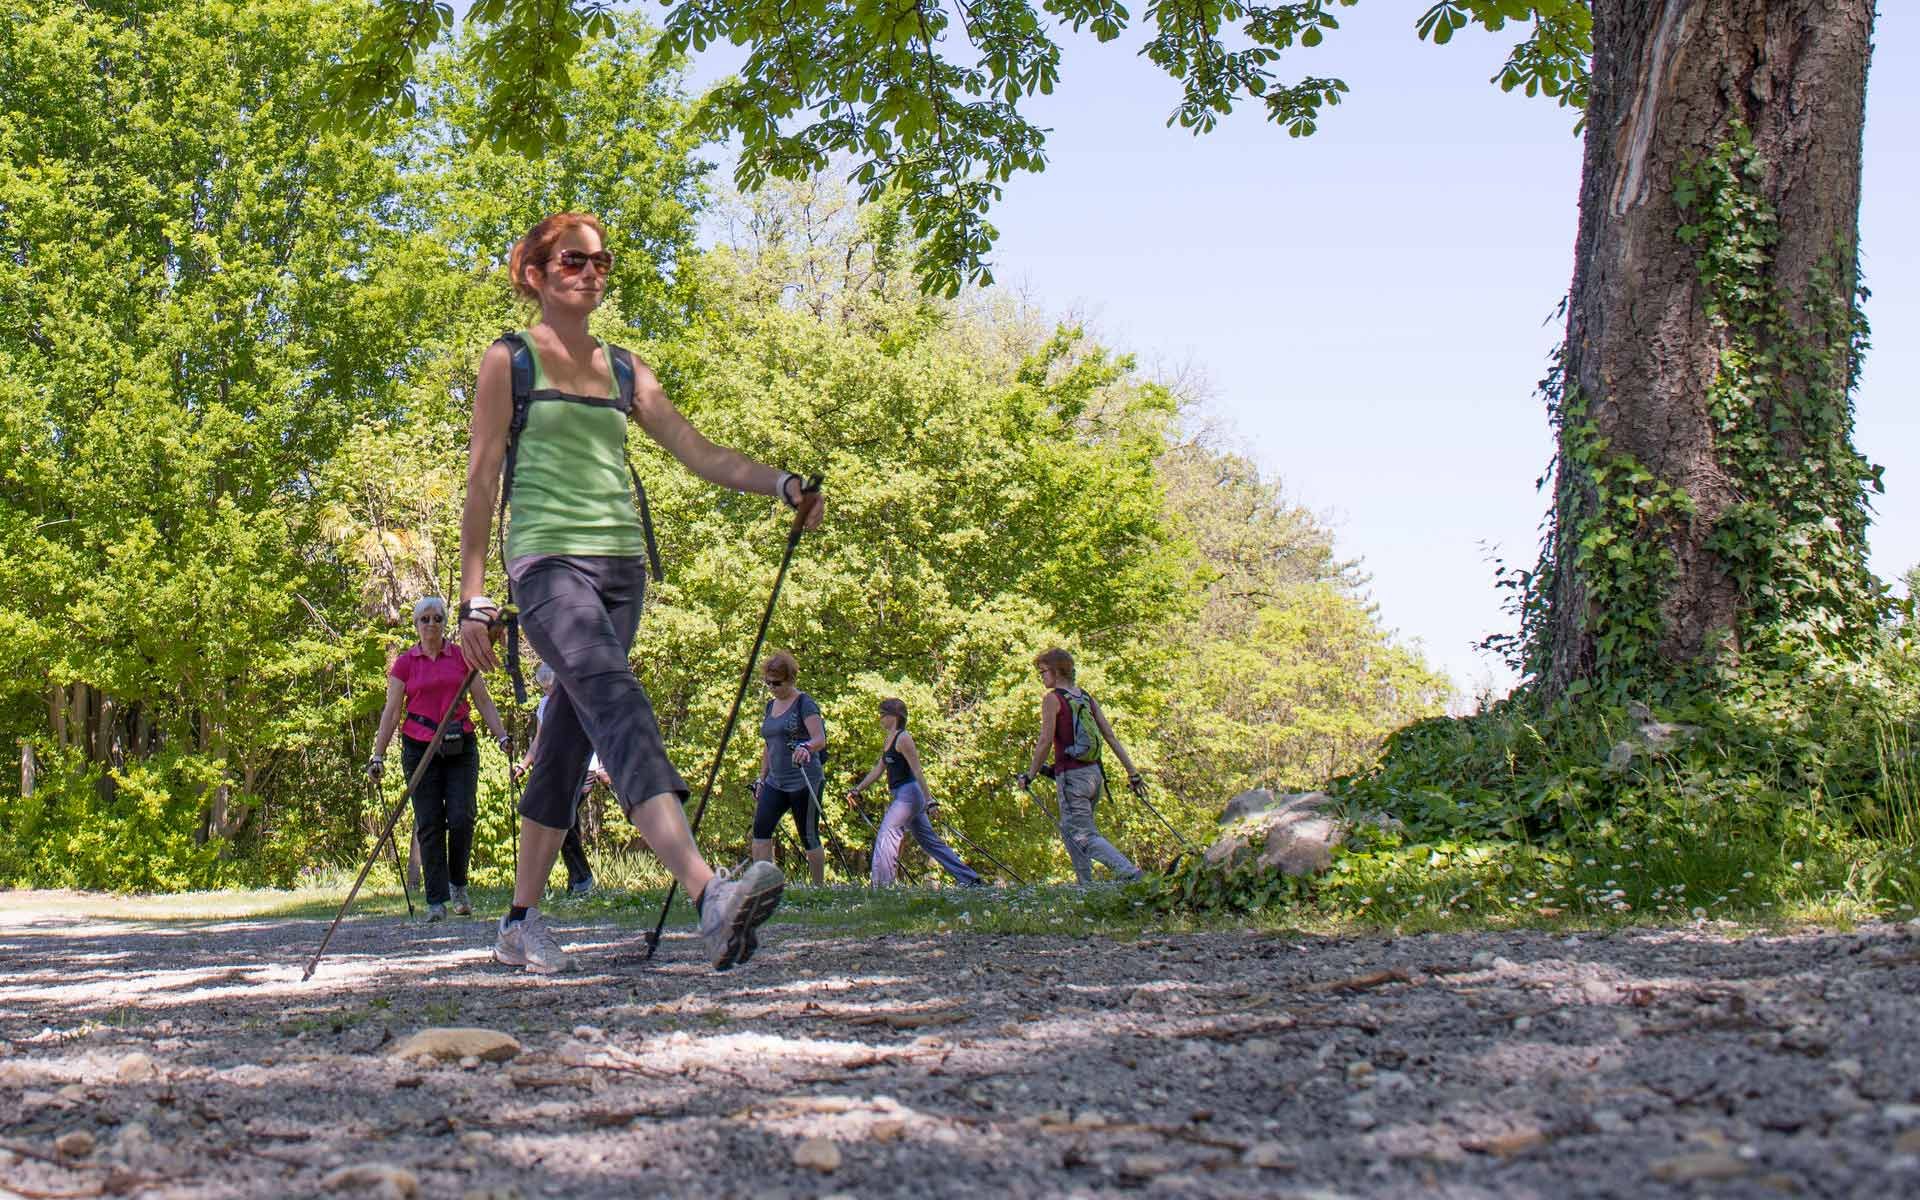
[116, 1051, 157, 1082]
[321, 1163, 420, 1198]
[793, 1137, 842, 1172]
[54, 1129, 95, 1158]
[388, 1028, 521, 1064]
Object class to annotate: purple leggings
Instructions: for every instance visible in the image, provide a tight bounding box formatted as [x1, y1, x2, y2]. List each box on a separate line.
[870, 781, 981, 887]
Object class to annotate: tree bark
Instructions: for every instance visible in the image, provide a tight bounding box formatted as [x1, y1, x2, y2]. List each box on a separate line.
[1546, 0, 1875, 692]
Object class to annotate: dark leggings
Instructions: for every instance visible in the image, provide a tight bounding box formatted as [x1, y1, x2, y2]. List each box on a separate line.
[752, 782, 822, 851]
[514, 555, 689, 830]
[399, 736, 477, 905]
[559, 792, 592, 886]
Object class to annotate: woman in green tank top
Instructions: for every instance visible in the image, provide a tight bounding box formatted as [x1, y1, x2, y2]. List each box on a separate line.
[455, 211, 824, 976]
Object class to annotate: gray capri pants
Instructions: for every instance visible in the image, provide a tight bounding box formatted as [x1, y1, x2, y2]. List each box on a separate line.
[514, 555, 688, 829]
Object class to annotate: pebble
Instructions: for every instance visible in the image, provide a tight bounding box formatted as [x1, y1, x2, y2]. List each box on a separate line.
[460, 1055, 481, 1070]
[1885, 1104, 1920, 1124]
[1832, 1057, 1864, 1080]
[55, 1129, 96, 1158]
[1121, 1153, 1177, 1178]
[1243, 1142, 1296, 1170]
[320, 1163, 420, 1198]
[1471, 950, 1495, 968]
[1896, 1129, 1920, 1155]
[869, 1119, 906, 1143]
[1591, 1110, 1631, 1134]
[1345, 1061, 1375, 1085]
[1345, 1107, 1378, 1130]
[793, 1138, 842, 1172]
[116, 1052, 157, 1082]
[1512, 1016, 1533, 1033]
[388, 1028, 521, 1064]
[57, 1084, 86, 1103]
[570, 1025, 604, 1042]
[1650, 1152, 1749, 1182]
[113, 1121, 156, 1165]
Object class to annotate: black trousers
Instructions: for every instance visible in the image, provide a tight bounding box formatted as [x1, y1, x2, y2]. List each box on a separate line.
[399, 736, 478, 905]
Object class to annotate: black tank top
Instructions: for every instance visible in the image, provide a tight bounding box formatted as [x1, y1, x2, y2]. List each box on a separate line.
[883, 731, 913, 788]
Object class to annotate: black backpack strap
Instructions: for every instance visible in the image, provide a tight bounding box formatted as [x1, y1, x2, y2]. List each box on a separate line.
[608, 345, 664, 584]
[494, 332, 536, 703]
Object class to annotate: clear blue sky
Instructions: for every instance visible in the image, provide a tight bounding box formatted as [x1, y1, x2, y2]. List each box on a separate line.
[672, 6, 1918, 695]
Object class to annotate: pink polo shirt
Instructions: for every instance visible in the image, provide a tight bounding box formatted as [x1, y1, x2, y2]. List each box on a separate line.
[390, 643, 474, 742]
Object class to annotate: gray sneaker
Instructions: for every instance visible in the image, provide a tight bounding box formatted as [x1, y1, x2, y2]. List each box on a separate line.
[426, 903, 447, 923]
[698, 862, 784, 971]
[568, 875, 594, 899]
[450, 885, 471, 915]
[493, 910, 573, 974]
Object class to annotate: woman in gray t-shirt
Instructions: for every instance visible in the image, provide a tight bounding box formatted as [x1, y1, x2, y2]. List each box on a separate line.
[750, 651, 827, 885]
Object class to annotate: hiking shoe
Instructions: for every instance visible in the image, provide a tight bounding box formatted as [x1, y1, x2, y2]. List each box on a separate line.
[698, 861, 784, 971]
[450, 885, 471, 915]
[568, 875, 595, 899]
[426, 903, 447, 922]
[493, 910, 573, 974]
[739, 926, 760, 964]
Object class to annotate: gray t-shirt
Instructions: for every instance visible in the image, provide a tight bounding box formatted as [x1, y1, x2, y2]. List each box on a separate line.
[762, 693, 825, 790]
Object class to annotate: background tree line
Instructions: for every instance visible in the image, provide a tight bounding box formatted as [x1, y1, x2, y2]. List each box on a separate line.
[0, 0, 1445, 890]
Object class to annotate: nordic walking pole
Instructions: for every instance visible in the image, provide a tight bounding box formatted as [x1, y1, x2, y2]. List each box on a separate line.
[644, 476, 822, 960]
[387, 799, 417, 918]
[305, 668, 479, 981]
[937, 819, 1027, 885]
[1106, 771, 1195, 851]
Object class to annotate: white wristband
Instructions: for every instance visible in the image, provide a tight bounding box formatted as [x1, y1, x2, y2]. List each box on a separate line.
[776, 471, 800, 508]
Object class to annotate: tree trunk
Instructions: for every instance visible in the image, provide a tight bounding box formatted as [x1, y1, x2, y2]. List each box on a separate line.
[1545, 0, 1876, 693]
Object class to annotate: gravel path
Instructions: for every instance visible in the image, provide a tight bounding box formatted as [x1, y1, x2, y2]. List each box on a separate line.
[4, 900, 1920, 1199]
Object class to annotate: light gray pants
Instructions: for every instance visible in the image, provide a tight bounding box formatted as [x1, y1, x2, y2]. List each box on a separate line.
[1055, 765, 1140, 883]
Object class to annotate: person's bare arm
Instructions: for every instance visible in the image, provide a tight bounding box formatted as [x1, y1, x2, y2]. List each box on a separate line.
[630, 361, 822, 528]
[369, 675, 407, 777]
[458, 341, 513, 672]
[792, 713, 827, 764]
[1088, 696, 1139, 776]
[471, 675, 510, 746]
[1023, 692, 1057, 781]
[849, 754, 885, 800]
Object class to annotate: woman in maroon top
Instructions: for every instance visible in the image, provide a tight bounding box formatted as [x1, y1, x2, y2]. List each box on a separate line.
[369, 596, 514, 920]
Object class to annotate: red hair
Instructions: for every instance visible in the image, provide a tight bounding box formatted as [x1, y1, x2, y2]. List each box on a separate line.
[508, 212, 607, 301]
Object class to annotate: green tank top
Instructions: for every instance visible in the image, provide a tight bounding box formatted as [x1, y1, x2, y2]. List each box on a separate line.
[504, 335, 648, 563]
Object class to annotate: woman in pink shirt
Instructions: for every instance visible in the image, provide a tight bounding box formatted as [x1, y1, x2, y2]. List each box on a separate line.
[369, 596, 514, 920]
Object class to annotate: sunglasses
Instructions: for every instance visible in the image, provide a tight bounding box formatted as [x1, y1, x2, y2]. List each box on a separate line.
[417, 614, 444, 625]
[548, 249, 614, 276]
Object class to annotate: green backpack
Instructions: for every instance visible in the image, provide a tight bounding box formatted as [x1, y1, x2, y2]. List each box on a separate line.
[1056, 687, 1101, 763]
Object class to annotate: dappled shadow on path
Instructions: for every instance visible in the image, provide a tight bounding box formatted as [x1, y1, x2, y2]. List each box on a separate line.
[5, 909, 1920, 1199]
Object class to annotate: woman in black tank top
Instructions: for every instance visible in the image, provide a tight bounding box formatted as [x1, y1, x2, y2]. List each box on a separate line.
[846, 699, 984, 887]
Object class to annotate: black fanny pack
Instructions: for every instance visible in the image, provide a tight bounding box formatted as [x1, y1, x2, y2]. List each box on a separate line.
[407, 713, 468, 759]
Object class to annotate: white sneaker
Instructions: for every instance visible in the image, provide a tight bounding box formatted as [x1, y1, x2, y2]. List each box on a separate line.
[450, 885, 471, 915]
[698, 862, 784, 971]
[493, 910, 572, 974]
